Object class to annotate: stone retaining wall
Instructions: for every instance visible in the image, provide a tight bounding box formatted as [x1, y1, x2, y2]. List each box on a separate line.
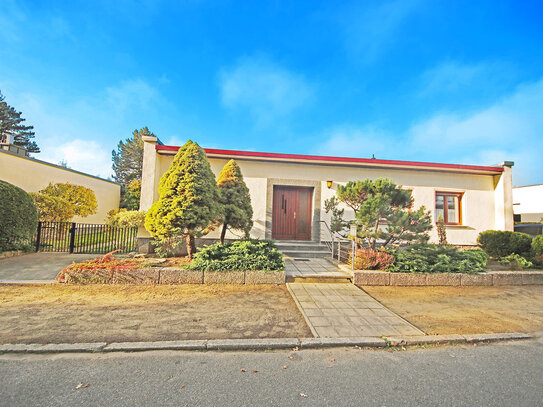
[63, 268, 285, 285]
[347, 269, 543, 286]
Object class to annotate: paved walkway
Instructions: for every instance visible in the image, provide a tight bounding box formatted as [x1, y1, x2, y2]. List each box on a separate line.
[288, 283, 424, 338]
[0, 253, 96, 282]
[285, 258, 350, 278]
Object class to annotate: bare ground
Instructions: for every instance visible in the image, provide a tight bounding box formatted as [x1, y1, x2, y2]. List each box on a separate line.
[0, 284, 312, 344]
[363, 285, 543, 335]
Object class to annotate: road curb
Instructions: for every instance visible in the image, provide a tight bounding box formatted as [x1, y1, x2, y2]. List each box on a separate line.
[0, 332, 534, 354]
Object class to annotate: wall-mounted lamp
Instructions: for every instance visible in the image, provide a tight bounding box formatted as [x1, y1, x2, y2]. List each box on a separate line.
[326, 180, 333, 189]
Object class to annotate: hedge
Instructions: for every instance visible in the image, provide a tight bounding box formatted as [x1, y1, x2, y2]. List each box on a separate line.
[0, 180, 38, 251]
[532, 235, 543, 256]
[477, 230, 532, 258]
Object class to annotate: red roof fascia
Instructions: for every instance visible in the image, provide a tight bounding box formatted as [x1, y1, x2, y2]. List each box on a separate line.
[155, 145, 504, 173]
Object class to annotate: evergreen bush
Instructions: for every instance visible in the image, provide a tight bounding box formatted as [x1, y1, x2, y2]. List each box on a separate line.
[532, 235, 543, 256]
[477, 230, 532, 258]
[0, 180, 38, 251]
[188, 240, 284, 271]
[387, 243, 489, 274]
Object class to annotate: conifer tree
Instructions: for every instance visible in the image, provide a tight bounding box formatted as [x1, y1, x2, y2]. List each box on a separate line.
[145, 141, 220, 259]
[0, 91, 39, 152]
[215, 159, 253, 244]
[111, 127, 149, 187]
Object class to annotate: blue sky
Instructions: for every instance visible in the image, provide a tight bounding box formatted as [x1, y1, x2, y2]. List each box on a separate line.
[1, 0, 542, 185]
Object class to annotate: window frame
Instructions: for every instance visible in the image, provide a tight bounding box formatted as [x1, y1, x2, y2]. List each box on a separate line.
[435, 191, 463, 226]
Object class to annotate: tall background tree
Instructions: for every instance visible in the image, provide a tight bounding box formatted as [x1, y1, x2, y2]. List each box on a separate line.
[214, 159, 253, 243]
[0, 91, 39, 153]
[145, 141, 220, 259]
[112, 127, 149, 187]
[112, 127, 152, 209]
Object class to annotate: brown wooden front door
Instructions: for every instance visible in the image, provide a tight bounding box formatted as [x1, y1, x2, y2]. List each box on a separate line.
[272, 186, 312, 240]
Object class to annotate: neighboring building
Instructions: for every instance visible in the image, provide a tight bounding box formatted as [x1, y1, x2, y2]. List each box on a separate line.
[513, 184, 543, 225]
[0, 135, 120, 224]
[138, 135, 514, 252]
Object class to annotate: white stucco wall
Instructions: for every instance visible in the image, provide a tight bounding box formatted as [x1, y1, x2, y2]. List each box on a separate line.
[140, 140, 512, 246]
[513, 184, 543, 223]
[0, 150, 120, 224]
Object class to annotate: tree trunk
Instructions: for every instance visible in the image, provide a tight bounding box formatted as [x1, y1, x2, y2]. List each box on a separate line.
[220, 223, 228, 244]
[185, 235, 196, 260]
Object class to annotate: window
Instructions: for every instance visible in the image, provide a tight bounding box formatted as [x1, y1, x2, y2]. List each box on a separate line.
[435, 192, 462, 225]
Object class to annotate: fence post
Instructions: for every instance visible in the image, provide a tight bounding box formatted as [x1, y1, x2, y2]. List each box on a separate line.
[35, 222, 42, 252]
[69, 222, 76, 254]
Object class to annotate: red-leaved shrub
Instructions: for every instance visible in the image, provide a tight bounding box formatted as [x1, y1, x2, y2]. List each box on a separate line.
[349, 248, 395, 270]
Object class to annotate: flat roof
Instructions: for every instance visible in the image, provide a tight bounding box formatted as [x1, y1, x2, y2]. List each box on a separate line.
[156, 145, 504, 175]
[0, 149, 119, 186]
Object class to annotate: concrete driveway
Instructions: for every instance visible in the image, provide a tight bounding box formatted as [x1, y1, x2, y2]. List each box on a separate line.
[0, 253, 97, 282]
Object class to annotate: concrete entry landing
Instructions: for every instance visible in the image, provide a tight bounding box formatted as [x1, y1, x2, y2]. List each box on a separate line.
[288, 283, 424, 338]
[284, 258, 351, 283]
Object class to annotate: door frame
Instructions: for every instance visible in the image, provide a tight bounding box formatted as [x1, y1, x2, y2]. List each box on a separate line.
[271, 185, 313, 240]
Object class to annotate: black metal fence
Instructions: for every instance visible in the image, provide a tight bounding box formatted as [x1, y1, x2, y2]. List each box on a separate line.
[35, 222, 138, 254]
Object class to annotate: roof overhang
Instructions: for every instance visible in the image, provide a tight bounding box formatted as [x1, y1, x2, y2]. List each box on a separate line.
[155, 145, 504, 175]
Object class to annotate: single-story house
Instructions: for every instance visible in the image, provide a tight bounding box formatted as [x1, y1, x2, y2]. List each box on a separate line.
[138, 135, 514, 252]
[0, 136, 120, 224]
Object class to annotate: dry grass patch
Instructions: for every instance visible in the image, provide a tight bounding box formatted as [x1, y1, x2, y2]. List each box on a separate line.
[364, 285, 543, 335]
[0, 284, 311, 344]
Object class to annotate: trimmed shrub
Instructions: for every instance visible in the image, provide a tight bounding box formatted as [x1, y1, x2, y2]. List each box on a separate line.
[498, 253, 533, 270]
[532, 235, 543, 256]
[189, 239, 284, 271]
[349, 248, 395, 270]
[387, 243, 489, 274]
[477, 230, 532, 258]
[0, 180, 38, 251]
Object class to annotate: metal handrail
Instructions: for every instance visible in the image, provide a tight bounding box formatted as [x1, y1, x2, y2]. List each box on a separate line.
[319, 220, 351, 261]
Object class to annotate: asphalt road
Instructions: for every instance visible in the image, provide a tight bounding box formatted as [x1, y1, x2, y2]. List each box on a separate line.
[1, 339, 542, 407]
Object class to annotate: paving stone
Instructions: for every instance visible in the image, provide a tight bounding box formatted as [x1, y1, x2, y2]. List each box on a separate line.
[245, 270, 285, 284]
[461, 273, 493, 286]
[314, 326, 339, 337]
[353, 271, 390, 286]
[389, 273, 427, 286]
[160, 269, 203, 284]
[491, 273, 520, 286]
[426, 273, 462, 286]
[113, 268, 159, 284]
[206, 338, 299, 350]
[521, 273, 543, 285]
[204, 270, 245, 284]
[104, 340, 207, 352]
[335, 326, 361, 337]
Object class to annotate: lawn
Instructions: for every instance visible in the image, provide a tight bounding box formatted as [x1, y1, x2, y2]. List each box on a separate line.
[0, 284, 311, 344]
[363, 285, 543, 335]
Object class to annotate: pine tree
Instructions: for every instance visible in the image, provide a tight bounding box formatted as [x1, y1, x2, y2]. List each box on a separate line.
[0, 91, 39, 153]
[111, 127, 149, 187]
[215, 159, 253, 244]
[145, 141, 220, 259]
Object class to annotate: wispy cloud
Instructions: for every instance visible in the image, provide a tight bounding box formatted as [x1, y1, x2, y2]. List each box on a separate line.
[39, 139, 112, 179]
[340, 0, 421, 62]
[219, 56, 314, 126]
[417, 60, 515, 98]
[106, 78, 159, 113]
[314, 78, 543, 185]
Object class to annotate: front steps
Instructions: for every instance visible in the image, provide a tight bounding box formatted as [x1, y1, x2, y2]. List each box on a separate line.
[275, 240, 331, 259]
